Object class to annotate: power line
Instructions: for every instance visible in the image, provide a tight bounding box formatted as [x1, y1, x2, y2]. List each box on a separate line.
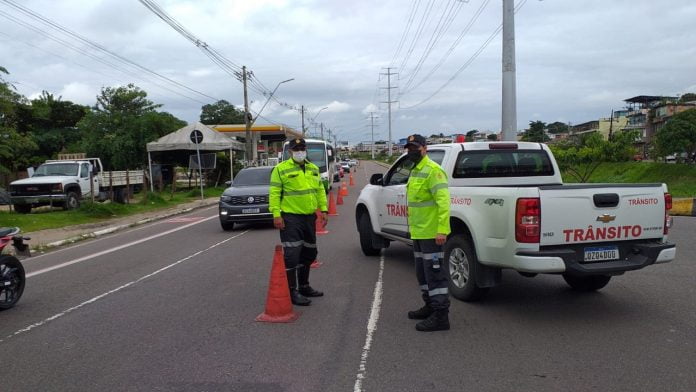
[400, 0, 528, 110]
[0, 9, 211, 105]
[389, 0, 421, 68]
[1, 0, 219, 103]
[401, 0, 490, 96]
[400, 0, 465, 94]
[397, 0, 437, 74]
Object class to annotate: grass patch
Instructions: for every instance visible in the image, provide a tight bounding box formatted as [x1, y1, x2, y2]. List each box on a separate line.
[563, 162, 696, 197]
[0, 186, 225, 232]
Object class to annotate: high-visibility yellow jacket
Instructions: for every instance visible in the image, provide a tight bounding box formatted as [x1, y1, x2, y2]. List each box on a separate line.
[407, 155, 451, 239]
[269, 159, 328, 218]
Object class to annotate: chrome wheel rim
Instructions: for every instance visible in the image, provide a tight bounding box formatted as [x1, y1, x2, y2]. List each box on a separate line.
[449, 248, 470, 289]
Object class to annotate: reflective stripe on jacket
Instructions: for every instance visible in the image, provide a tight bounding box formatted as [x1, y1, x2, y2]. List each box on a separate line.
[269, 159, 328, 218]
[407, 155, 451, 239]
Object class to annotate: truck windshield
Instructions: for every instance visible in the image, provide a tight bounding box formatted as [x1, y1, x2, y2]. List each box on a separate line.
[282, 143, 328, 172]
[452, 150, 554, 178]
[33, 163, 79, 177]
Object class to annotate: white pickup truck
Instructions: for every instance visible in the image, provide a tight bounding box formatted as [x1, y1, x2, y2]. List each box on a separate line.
[355, 142, 676, 301]
[9, 158, 144, 213]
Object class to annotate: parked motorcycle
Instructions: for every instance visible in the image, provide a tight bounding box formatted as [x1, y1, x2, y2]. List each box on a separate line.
[0, 227, 30, 309]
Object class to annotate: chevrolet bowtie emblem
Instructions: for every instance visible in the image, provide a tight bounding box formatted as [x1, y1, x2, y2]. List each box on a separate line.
[596, 214, 616, 223]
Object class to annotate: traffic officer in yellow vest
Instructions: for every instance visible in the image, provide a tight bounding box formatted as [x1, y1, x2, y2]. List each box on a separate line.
[269, 138, 328, 306]
[404, 134, 452, 331]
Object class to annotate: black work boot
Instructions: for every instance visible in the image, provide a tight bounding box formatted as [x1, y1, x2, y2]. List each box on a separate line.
[415, 310, 450, 332]
[287, 268, 311, 306]
[408, 304, 433, 320]
[299, 284, 324, 297]
[290, 290, 311, 306]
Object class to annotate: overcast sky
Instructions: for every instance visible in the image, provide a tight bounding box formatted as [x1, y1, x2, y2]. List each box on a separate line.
[1, 0, 695, 143]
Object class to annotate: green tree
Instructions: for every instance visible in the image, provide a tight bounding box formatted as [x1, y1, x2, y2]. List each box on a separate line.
[678, 93, 696, 103]
[547, 121, 569, 134]
[551, 130, 638, 182]
[199, 100, 245, 125]
[27, 91, 88, 162]
[466, 129, 478, 138]
[78, 84, 185, 169]
[522, 120, 550, 142]
[654, 108, 696, 162]
[0, 66, 39, 176]
[487, 133, 498, 141]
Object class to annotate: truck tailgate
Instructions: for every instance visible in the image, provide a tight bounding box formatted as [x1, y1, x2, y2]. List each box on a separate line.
[539, 184, 666, 246]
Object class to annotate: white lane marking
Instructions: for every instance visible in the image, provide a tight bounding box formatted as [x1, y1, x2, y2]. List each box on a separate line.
[165, 216, 206, 223]
[26, 206, 217, 262]
[1, 230, 250, 344]
[26, 215, 218, 278]
[353, 252, 385, 392]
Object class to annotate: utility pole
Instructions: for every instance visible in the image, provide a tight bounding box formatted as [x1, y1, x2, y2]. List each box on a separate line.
[242, 65, 253, 162]
[320, 122, 324, 140]
[501, 0, 517, 141]
[608, 109, 614, 141]
[380, 67, 398, 156]
[369, 112, 378, 160]
[301, 105, 306, 135]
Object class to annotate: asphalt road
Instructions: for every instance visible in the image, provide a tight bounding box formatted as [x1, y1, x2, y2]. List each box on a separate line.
[1, 162, 694, 392]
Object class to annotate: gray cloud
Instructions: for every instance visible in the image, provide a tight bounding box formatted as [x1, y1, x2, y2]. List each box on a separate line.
[1, 0, 694, 142]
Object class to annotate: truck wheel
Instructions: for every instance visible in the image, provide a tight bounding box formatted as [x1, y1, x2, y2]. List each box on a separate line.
[13, 204, 31, 214]
[63, 191, 80, 210]
[358, 213, 381, 256]
[444, 234, 490, 302]
[562, 274, 611, 292]
[220, 220, 235, 231]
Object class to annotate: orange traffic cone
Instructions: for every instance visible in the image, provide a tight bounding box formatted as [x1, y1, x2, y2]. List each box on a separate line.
[256, 245, 299, 323]
[349, 173, 355, 186]
[340, 181, 349, 197]
[315, 209, 328, 235]
[311, 259, 323, 269]
[328, 190, 338, 216]
[336, 188, 344, 205]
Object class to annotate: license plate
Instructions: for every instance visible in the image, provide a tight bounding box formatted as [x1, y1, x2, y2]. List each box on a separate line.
[242, 208, 260, 214]
[583, 246, 619, 262]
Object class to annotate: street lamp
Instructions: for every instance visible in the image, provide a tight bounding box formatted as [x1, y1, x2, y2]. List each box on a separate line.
[251, 78, 294, 126]
[309, 106, 329, 139]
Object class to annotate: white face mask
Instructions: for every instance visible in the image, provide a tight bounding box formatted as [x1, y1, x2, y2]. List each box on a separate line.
[292, 151, 307, 163]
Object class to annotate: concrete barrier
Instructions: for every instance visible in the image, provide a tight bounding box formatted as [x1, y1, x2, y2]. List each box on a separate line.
[672, 198, 696, 217]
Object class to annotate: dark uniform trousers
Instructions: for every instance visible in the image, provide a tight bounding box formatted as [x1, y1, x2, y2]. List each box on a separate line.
[413, 239, 450, 310]
[280, 213, 318, 289]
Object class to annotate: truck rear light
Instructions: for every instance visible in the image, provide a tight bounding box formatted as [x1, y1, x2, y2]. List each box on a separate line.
[489, 143, 518, 150]
[664, 193, 672, 235]
[516, 198, 540, 243]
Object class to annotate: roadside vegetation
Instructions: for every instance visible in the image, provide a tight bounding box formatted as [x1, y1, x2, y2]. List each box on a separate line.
[568, 162, 696, 197]
[0, 186, 224, 232]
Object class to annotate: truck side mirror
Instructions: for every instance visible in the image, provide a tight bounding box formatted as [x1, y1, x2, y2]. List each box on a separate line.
[369, 173, 383, 186]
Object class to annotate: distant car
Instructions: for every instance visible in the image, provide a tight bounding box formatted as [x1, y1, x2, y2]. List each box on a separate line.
[341, 162, 351, 174]
[349, 159, 358, 167]
[219, 166, 274, 231]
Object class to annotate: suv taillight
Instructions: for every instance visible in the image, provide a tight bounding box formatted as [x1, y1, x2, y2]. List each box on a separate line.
[516, 198, 540, 243]
[664, 193, 672, 235]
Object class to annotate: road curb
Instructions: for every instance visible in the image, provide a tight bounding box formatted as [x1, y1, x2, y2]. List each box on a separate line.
[672, 198, 696, 217]
[38, 199, 218, 250]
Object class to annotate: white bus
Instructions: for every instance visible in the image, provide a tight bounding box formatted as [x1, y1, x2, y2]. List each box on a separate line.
[282, 138, 337, 192]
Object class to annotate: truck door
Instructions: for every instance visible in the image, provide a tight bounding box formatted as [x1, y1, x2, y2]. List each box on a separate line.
[78, 162, 93, 197]
[377, 156, 414, 238]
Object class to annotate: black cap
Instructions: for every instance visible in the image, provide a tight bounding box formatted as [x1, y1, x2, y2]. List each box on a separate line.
[405, 134, 426, 148]
[287, 138, 306, 149]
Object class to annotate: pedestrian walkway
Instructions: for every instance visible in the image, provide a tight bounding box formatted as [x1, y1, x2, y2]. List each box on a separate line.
[20, 198, 219, 251]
